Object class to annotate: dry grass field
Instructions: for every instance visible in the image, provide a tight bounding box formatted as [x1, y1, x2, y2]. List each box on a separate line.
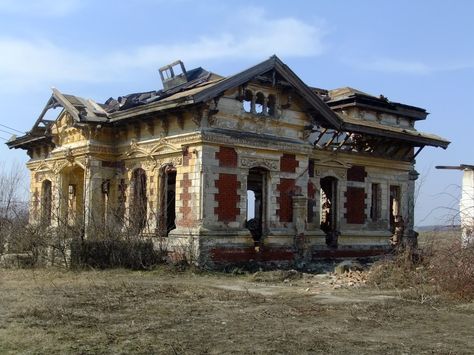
[1, 264, 474, 354]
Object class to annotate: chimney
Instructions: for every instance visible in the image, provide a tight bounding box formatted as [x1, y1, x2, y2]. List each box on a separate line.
[159, 60, 188, 91]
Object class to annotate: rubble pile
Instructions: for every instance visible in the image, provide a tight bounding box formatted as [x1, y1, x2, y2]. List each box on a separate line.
[329, 260, 369, 288]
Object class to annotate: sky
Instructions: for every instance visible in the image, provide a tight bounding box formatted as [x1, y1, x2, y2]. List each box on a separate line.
[0, 0, 472, 226]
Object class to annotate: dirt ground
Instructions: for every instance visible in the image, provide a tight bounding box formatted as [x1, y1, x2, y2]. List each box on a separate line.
[1, 267, 473, 354]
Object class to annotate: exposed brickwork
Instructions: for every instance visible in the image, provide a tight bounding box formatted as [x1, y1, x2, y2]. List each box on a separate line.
[182, 147, 190, 166]
[312, 247, 388, 259]
[211, 247, 294, 263]
[178, 173, 193, 227]
[344, 187, 366, 224]
[347, 165, 366, 182]
[216, 146, 238, 168]
[280, 154, 299, 173]
[214, 173, 240, 222]
[277, 178, 295, 222]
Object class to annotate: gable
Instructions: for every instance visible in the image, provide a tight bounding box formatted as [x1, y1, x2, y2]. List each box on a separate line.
[193, 55, 343, 130]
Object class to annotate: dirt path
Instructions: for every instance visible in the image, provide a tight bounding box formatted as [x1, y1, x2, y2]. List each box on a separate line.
[1, 268, 473, 354]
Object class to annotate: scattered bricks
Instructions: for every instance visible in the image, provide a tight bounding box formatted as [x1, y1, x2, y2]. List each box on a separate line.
[344, 187, 366, 224]
[280, 154, 299, 173]
[347, 165, 366, 182]
[277, 178, 295, 222]
[216, 146, 238, 168]
[214, 173, 240, 222]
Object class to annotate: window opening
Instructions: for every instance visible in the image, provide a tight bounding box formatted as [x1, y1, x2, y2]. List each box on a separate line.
[243, 89, 253, 113]
[267, 94, 276, 116]
[255, 92, 265, 114]
[389, 185, 401, 232]
[131, 168, 147, 232]
[41, 180, 52, 226]
[370, 183, 382, 221]
[160, 165, 176, 236]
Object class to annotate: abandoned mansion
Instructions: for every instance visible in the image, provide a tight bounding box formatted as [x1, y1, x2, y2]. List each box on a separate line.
[7, 56, 449, 265]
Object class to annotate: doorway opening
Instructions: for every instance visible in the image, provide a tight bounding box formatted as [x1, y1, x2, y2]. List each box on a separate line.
[320, 176, 338, 247]
[246, 167, 268, 245]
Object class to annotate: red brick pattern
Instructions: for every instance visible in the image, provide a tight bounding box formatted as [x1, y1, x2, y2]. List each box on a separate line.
[280, 154, 299, 173]
[277, 178, 295, 222]
[178, 173, 193, 227]
[347, 165, 366, 182]
[216, 146, 238, 168]
[211, 247, 294, 263]
[344, 187, 366, 224]
[182, 147, 190, 166]
[215, 173, 240, 222]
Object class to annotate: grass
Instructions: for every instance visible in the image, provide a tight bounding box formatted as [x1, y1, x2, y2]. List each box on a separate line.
[1, 267, 474, 354]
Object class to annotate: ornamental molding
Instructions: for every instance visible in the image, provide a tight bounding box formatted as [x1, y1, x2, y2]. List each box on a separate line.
[202, 131, 311, 155]
[240, 156, 279, 171]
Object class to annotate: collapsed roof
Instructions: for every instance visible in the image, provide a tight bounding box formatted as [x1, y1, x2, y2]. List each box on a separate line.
[6, 55, 450, 150]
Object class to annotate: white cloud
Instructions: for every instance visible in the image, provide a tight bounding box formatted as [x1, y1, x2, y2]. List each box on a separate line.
[0, 0, 81, 17]
[0, 38, 107, 92]
[0, 8, 326, 92]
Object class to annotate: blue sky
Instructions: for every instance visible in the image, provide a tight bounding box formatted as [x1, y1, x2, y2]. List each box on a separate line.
[0, 0, 472, 226]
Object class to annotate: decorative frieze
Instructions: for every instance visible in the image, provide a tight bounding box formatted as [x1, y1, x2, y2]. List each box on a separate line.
[240, 157, 279, 171]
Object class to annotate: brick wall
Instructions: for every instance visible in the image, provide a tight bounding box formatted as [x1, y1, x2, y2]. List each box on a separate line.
[215, 173, 240, 222]
[280, 154, 299, 173]
[345, 187, 366, 224]
[277, 178, 295, 222]
[347, 165, 366, 182]
[216, 146, 238, 168]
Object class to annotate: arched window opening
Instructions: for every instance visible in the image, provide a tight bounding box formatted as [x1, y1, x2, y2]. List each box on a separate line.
[159, 165, 176, 236]
[131, 168, 147, 232]
[41, 180, 52, 226]
[320, 176, 338, 247]
[243, 89, 253, 113]
[267, 94, 276, 116]
[255, 92, 265, 114]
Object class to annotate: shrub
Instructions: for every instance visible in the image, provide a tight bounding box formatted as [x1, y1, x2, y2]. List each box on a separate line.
[428, 241, 474, 300]
[368, 239, 474, 301]
[70, 238, 163, 270]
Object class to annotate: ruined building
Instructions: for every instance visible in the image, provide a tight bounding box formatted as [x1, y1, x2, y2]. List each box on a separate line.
[7, 56, 449, 265]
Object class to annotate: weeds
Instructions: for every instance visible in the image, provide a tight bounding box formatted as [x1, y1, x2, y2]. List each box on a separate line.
[368, 234, 474, 301]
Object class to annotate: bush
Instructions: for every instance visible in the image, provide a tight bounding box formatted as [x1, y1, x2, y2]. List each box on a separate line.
[428, 242, 474, 300]
[71, 238, 163, 270]
[368, 240, 474, 301]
